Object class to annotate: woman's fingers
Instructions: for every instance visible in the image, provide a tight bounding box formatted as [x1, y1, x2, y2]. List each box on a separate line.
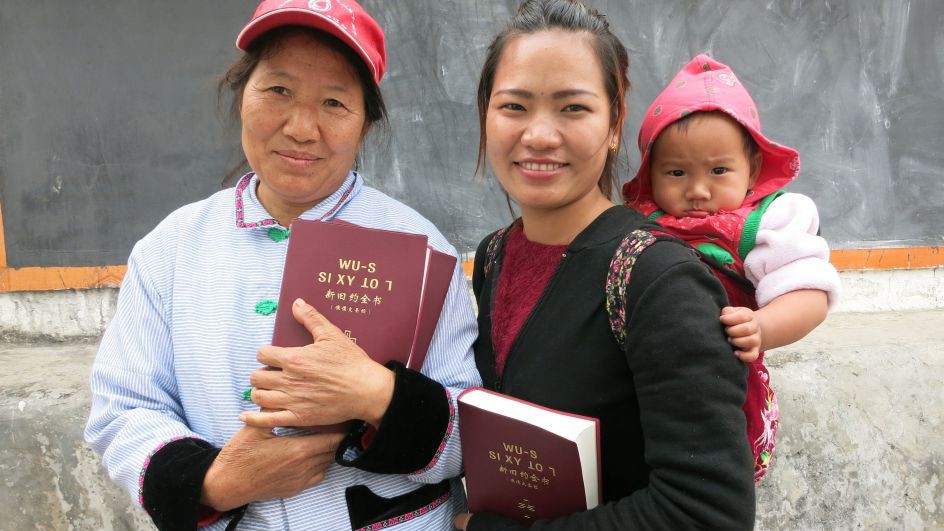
[254, 297, 344, 368]
[248, 386, 292, 409]
[304, 432, 346, 458]
[240, 408, 303, 428]
[204, 425, 347, 511]
[291, 298, 342, 341]
[256, 345, 291, 369]
[236, 420, 276, 439]
[454, 513, 473, 530]
[300, 433, 345, 490]
[245, 299, 385, 427]
[204, 416, 345, 507]
[249, 365, 285, 389]
[303, 471, 327, 489]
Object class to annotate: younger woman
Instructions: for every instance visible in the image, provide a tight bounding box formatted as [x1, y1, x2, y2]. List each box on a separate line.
[455, 1, 755, 529]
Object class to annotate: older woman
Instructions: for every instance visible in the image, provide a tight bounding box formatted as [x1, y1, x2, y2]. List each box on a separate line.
[84, 1, 480, 530]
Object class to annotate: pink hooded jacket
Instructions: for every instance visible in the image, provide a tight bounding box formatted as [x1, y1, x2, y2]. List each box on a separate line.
[622, 54, 802, 274]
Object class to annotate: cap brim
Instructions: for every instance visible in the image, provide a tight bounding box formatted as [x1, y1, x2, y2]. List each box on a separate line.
[235, 9, 379, 83]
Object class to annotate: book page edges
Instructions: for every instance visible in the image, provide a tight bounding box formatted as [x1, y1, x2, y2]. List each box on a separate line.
[406, 248, 432, 368]
[458, 390, 597, 439]
[405, 249, 456, 371]
[459, 388, 600, 509]
[576, 425, 599, 509]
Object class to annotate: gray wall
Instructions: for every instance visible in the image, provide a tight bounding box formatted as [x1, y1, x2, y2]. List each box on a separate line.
[1, 0, 941, 267]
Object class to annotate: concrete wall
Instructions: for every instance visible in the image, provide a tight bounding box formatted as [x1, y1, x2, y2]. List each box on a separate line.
[2, 268, 943, 341]
[0, 289, 118, 342]
[1, 286, 942, 529]
[836, 268, 944, 313]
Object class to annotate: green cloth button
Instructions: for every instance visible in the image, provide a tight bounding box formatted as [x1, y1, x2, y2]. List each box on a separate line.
[255, 300, 278, 316]
[267, 227, 291, 242]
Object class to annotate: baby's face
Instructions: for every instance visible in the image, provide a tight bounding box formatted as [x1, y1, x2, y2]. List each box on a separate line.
[649, 113, 756, 218]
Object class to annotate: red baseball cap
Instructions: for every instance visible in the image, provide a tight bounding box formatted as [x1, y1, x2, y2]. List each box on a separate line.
[236, 0, 387, 84]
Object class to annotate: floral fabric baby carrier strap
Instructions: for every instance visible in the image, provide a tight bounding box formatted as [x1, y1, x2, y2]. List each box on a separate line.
[605, 229, 779, 483]
[644, 189, 787, 275]
[481, 226, 510, 278]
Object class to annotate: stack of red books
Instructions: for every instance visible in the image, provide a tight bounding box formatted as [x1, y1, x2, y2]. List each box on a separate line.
[273, 218, 457, 371]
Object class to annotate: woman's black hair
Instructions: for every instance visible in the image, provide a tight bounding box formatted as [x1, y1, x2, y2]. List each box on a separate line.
[217, 26, 388, 186]
[475, 0, 630, 199]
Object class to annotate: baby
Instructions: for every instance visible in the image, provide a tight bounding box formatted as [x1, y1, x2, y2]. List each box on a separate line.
[624, 54, 840, 362]
[624, 55, 841, 481]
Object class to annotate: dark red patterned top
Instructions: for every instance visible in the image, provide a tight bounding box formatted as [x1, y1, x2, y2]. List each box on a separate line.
[491, 225, 567, 377]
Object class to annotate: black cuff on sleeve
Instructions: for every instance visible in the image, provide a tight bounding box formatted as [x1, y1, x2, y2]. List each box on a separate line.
[141, 437, 238, 531]
[336, 361, 450, 474]
[467, 512, 528, 531]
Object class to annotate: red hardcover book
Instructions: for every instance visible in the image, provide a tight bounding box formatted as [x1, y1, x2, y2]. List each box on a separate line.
[270, 219, 456, 433]
[458, 387, 601, 524]
[273, 219, 455, 369]
[273, 219, 426, 364]
[407, 247, 457, 370]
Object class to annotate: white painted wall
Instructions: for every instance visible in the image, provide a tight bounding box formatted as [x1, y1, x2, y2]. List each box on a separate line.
[2, 267, 942, 339]
[836, 268, 944, 313]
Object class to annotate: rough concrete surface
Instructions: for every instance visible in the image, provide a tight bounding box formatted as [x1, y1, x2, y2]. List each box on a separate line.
[836, 268, 944, 314]
[0, 289, 118, 342]
[1, 267, 942, 341]
[0, 340, 152, 531]
[1, 311, 942, 530]
[758, 310, 942, 530]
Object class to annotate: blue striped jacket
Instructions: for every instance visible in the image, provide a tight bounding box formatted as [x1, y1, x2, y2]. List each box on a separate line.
[85, 172, 481, 530]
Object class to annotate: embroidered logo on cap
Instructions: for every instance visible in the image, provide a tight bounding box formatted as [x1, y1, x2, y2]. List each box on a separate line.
[718, 73, 739, 87]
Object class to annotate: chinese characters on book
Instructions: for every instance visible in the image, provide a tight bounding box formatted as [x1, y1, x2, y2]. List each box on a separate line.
[267, 219, 456, 431]
[459, 388, 601, 523]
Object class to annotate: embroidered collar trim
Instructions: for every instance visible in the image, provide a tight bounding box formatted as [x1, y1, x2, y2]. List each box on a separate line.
[233, 171, 360, 229]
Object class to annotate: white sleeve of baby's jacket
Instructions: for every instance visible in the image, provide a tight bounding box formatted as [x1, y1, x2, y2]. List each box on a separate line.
[744, 193, 841, 310]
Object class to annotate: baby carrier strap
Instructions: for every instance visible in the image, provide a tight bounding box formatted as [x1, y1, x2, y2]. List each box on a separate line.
[606, 227, 779, 483]
[646, 189, 787, 267]
[605, 229, 666, 346]
[646, 209, 666, 221]
[738, 189, 786, 260]
[482, 226, 511, 278]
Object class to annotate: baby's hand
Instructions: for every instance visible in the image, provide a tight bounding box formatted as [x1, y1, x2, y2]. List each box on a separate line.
[720, 306, 761, 363]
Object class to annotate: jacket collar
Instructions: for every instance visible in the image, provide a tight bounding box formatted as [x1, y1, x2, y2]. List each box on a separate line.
[566, 205, 653, 252]
[233, 171, 361, 229]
